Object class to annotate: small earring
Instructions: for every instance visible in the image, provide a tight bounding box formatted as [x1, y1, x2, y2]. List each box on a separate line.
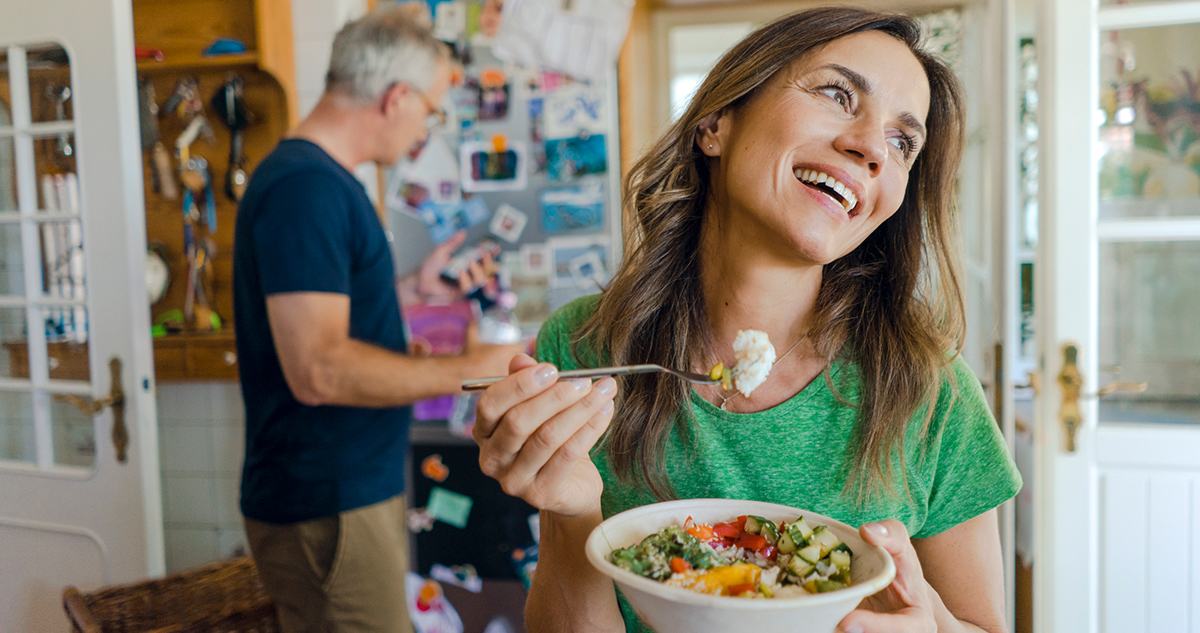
[708, 144, 713, 149]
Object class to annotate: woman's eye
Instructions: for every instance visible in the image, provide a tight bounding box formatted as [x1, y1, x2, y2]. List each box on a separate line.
[888, 135, 913, 156]
[820, 87, 848, 107]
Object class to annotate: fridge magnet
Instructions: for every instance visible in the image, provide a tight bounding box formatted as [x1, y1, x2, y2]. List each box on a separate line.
[407, 507, 436, 533]
[433, 0, 467, 41]
[548, 236, 610, 288]
[519, 242, 551, 277]
[545, 134, 607, 181]
[541, 71, 567, 93]
[406, 574, 464, 633]
[511, 275, 550, 324]
[544, 86, 607, 140]
[387, 135, 461, 219]
[489, 203, 529, 243]
[510, 544, 539, 589]
[427, 486, 473, 529]
[528, 97, 545, 143]
[431, 563, 483, 594]
[478, 68, 510, 120]
[483, 617, 517, 633]
[453, 80, 480, 125]
[421, 454, 450, 482]
[540, 184, 604, 233]
[569, 250, 607, 287]
[528, 512, 541, 544]
[460, 139, 527, 192]
[447, 393, 478, 438]
[420, 196, 491, 245]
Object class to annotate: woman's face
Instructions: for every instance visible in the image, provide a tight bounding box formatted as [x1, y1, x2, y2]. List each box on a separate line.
[707, 31, 931, 265]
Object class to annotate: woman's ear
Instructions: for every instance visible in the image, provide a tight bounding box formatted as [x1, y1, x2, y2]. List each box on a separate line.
[695, 111, 726, 156]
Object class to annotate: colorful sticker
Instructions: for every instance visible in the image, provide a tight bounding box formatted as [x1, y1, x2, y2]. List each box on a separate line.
[430, 563, 483, 593]
[421, 454, 450, 482]
[427, 486, 473, 529]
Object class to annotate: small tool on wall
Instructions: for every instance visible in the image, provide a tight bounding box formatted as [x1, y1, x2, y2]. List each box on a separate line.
[211, 74, 253, 201]
[138, 79, 179, 200]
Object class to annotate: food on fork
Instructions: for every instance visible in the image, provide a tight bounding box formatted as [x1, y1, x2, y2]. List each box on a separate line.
[708, 329, 777, 396]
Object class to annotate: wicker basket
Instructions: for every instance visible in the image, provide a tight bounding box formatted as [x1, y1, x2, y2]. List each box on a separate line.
[62, 556, 281, 633]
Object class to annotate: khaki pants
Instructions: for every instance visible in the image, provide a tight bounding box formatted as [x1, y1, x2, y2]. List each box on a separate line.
[245, 494, 416, 633]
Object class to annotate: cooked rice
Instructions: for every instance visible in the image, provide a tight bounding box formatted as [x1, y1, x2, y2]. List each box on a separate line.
[732, 330, 775, 397]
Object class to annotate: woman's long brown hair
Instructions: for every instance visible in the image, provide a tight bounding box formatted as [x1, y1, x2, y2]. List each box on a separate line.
[578, 7, 967, 502]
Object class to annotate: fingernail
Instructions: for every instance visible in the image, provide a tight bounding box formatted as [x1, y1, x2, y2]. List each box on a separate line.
[535, 365, 557, 385]
[865, 523, 889, 539]
[600, 401, 614, 416]
[570, 379, 591, 392]
[595, 377, 617, 395]
[840, 625, 864, 633]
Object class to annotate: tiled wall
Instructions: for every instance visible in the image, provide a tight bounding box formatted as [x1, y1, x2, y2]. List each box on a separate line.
[157, 382, 247, 573]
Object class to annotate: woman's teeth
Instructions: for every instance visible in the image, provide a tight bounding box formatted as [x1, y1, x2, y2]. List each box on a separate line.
[793, 169, 858, 213]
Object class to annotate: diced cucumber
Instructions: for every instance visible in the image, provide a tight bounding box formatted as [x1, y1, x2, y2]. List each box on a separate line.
[793, 516, 815, 541]
[830, 569, 852, 585]
[745, 515, 778, 543]
[786, 555, 814, 578]
[759, 520, 780, 545]
[758, 583, 774, 598]
[829, 549, 851, 571]
[813, 579, 847, 593]
[777, 532, 797, 554]
[833, 542, 853, 556]
[744, 515, 763, 534]
[784, 523, 807, 549]
[797, 543, 822, 564]
[811, 525, 841, 556]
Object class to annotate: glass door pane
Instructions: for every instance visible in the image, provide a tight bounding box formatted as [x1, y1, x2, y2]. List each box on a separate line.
[0, 42, 93, 470]
[1098, 23, 1200, 216]
[1097, 18, 1200, 425]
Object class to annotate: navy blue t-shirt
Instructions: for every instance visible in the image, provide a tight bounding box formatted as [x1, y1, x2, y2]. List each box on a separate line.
[233, 138, 410, 524]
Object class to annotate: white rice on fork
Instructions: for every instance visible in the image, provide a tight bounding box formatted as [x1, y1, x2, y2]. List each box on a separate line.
[732, 330, 776, 397]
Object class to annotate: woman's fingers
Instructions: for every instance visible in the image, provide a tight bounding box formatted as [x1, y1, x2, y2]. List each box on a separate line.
[535, 396, 614, 485]
[485, 379, 595, 458]
[500, 378, 616, 496]
[474, 359, 558, 440]
[861, 520, 924, 597]
[836, 606, 932, 633]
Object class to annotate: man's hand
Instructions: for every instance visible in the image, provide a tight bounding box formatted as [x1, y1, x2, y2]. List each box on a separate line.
[460, 324, 528, 383]
[414, 230, 496, 300]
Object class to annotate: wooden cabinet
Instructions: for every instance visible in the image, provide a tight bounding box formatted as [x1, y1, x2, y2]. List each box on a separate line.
[134, 0, 296, 381]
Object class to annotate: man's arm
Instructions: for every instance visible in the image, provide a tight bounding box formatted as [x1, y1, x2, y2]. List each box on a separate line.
[267, 291, 521, 408]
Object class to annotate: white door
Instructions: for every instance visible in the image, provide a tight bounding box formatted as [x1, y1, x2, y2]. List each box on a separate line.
[1037, 0, 1200, 630]
[0, 0, 162, 631]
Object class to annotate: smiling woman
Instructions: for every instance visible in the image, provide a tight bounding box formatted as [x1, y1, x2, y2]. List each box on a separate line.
[470, 7, 1018, 633]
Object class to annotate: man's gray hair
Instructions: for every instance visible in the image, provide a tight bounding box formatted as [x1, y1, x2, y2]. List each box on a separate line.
[325, 5, 450, 105]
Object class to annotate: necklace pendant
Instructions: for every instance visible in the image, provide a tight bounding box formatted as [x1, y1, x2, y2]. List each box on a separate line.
[720, 401, 729, 412]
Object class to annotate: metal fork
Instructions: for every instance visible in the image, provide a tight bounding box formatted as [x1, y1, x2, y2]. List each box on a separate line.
[461, 364, 720, 391]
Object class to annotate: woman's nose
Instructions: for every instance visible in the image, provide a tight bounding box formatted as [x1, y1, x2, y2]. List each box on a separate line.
[835, 122, 887, 175]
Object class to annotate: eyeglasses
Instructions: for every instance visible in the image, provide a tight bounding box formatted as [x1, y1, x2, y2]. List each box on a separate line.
[412, 87, 448, 131]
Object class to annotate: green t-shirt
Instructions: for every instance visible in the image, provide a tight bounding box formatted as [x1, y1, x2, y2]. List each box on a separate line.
[535, 295, 1022, 633]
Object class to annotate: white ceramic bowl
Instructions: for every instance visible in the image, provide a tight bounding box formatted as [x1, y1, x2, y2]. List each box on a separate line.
[585, 498, 896, 633]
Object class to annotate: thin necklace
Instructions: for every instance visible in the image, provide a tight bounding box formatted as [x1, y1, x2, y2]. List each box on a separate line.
[715, 336, 805, 412]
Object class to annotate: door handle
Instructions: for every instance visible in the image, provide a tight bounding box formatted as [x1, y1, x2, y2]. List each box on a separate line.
[1057, 344, 1149, 453]
[57, 357, 127, 463]
[1057, 344, 1084, 452]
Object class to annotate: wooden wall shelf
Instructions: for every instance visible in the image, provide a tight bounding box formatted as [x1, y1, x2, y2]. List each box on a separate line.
[134, 0, 296, 381]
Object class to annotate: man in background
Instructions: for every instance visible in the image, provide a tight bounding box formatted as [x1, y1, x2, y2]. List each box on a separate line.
[232, 7, 521, 632]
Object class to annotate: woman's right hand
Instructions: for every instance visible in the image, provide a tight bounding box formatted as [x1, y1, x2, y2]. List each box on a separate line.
[473, 354, 617, 517]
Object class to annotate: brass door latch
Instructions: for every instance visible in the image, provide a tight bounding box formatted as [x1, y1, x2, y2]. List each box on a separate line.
[1056, 344, 1148, 453]
[57, 357, 127, 462]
